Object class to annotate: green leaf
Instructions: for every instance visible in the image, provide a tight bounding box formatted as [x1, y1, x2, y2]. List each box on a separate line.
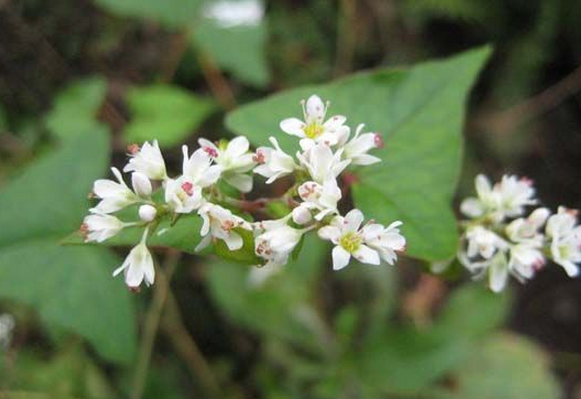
[357, 326, 471, 397]
[0, 130, 136, 364]
[214, 227, 262, 264]
[93, 0, 203, 28]
[124, 84, 215, 148]
[225, 46, 492, 261]
[436, 284, 509, 339]
[45, 77, 108, 140]
[193, 17, 270, 87]
[437, 333, 560, 399]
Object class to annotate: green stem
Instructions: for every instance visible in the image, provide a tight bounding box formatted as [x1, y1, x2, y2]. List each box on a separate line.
[129, 250, 181, 399]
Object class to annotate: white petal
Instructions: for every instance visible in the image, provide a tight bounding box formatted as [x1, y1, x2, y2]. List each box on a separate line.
[224, 173, 253, 193]
[344, 209, 364, 232]
[227, 136, 250, 157]
[280, 118, 306, 137]
[195, 234, 212, 252]
[132, 172, 152, 197]
[489, 253, 508, 292]
[332, 246, 351, 270]
[318, 225, 341, 242]
[460, 198, 485, 218]
[353, 245, 380, 265]
[224, 232, 243, 251]
[306, 95, 325, 122]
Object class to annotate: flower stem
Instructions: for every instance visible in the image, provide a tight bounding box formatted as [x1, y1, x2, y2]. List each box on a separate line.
[161, 289, 222, 398]
[129, 250, 181, 399]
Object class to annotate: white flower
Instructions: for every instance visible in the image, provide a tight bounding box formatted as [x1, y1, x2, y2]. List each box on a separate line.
[507, 242, 545, 283]
[297, 143, 350, 184]
[0, 313, 15, 350]
[255, 223, 303, 267]
[196, 203, 252, 252]
[181, 146, 222, 188]
[546, 207, 581, 277]
[131, 172, 152, 198]
[294, 177, 342, 222]
[464, 226, 507, 261]
[254, 137, 298, 183]
[123, 140, 167, 181]
[83, 212, 128, 243]
[280, 94, 349, 145]
[361, 220, 406, 265]
[164, 176, 204, 213]
[91, 167, 139, 214]
[139, 204, 157, 222]
[337, 124, 382, 165]
[318, 209, 381, 270]
[113, 230, 155, 288]
[506, 207, 550, 244]
[460, 174, 537, 222]
[198, 136, 256, 192]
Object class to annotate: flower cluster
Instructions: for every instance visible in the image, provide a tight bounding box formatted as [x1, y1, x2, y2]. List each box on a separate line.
[456, 174, 581, 292]
[81, 95, 406, 289]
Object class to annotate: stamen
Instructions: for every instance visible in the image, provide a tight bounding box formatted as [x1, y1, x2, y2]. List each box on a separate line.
[203, 146, 219, 158]
[374, 133, 384, 149]
[253, 150, 266, 164]
[127, 144, 140, 155]
[181, 182, 194, 196]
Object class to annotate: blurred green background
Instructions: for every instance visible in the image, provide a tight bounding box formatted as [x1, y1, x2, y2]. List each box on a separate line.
[1, 0, 581, 398]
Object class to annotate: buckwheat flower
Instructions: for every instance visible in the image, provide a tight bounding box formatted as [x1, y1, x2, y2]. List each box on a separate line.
[318, 209, 381, 270]
[165, 176, 204, 213]
[255, 224, 303, 267]
[336, 124, 382, 166]
[461, 174, 537, 222]
[196, 203, 252, 252]
[280, 94, 348, 145]
[507, 242, 545, 283]
[138, 204, 157, 222]
[181, 146, 222, 188]
[254, 137, 298, 183]
[294, 177, 342, 222]
[123, 140, 167, 181]
[83, 212, 129, 243]
[131, 172, 152, 198]
[361, 220, 406, 265]
[91, 167, 139, 214]
[464, 226, 507, 261]
[199, 136, 256, 192]
[506, 207, 550, 244]
[297, 143, 350, 184]
[546, 207, 581, 277]
[113, 229, 155, 288]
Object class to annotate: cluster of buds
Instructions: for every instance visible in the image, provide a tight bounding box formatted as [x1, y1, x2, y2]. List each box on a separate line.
[455, 174, 581, 292]
[81, 95, 406, 289]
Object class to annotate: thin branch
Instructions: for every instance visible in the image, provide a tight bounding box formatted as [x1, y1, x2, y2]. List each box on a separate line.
[333, 0, 357, 77]
[480, 63, 581, 133]
[161, 289, 222, 399]
[130, 250, 181, 399]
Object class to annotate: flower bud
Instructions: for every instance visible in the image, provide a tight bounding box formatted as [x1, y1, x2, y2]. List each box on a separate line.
[132, 172, 152, 198]
[292, 205, 312, 225]
[139, 204, 157, 222]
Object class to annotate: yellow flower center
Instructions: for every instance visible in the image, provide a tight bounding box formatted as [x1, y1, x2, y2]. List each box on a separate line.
[339, 232, 362, 253]
[304, 123, 324, 139]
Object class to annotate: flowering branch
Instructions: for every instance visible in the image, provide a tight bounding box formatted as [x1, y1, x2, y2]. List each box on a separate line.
[80, 94, 406, 289]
